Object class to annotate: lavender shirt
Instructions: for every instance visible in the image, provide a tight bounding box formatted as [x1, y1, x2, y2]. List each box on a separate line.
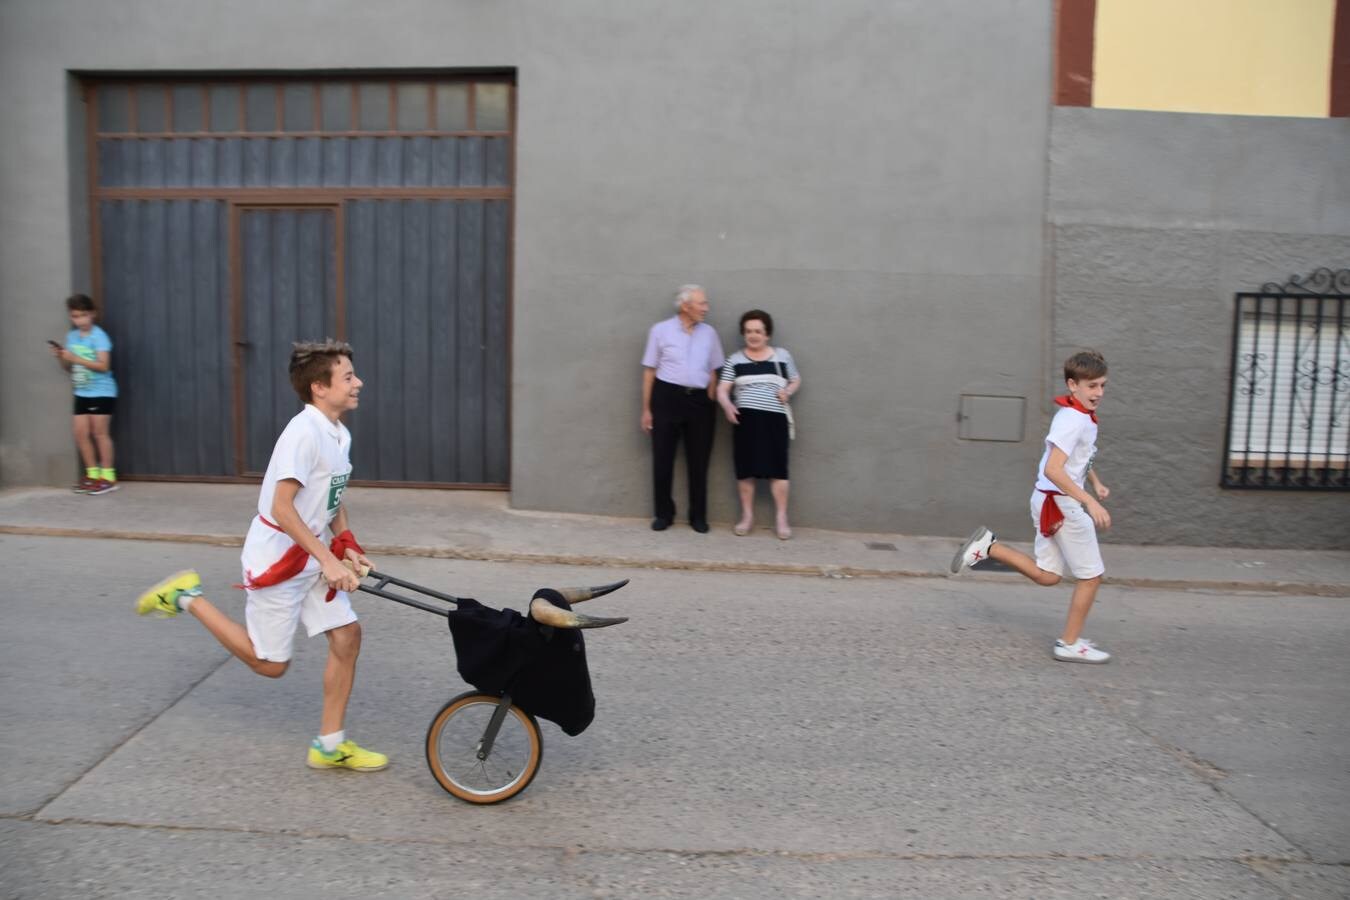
[642, 316, 726, 389]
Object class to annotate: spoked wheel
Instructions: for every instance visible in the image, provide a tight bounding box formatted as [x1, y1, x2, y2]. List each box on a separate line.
[425, 691, 543, 804]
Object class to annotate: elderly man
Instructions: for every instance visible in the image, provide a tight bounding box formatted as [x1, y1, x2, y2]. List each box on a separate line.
[641, 284, 725, 533]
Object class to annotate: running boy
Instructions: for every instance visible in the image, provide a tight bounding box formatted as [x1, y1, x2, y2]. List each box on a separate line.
[951, 350, 1114, 664]
[50, 294, 119, 494]
[135, 340, 388, 770]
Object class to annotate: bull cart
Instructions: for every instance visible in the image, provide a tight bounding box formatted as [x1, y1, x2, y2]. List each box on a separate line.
[354, 569, 628, 804]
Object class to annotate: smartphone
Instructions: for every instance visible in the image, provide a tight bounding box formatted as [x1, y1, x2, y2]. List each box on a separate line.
[47, 339, 62, 349]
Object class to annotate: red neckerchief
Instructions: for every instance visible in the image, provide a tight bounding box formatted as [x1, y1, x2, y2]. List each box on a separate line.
[1054, 394, 1097, 424]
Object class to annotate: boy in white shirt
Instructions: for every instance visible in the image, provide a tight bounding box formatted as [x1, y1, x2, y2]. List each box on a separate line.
[951, 350, 1115, 664]
[135, 340, 386, 770]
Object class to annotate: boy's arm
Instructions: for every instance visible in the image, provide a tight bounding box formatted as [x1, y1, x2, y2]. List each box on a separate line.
[330, 503, 375, 572]
[271, 478, 358, 592]
[56, 349, 111, 372]
[1044, 446, 1111, 529]
[1087, 467, 1110, 500]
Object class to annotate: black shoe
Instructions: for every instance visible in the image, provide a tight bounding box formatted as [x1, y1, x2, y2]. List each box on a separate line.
[651, 517, 672, 531]
[690, 520, 710, 534]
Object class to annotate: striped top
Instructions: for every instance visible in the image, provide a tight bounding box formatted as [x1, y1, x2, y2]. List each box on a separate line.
[720, 348, 799, 415]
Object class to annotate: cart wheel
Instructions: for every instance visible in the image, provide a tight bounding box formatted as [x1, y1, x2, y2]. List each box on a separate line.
[425, 691, 543, 804]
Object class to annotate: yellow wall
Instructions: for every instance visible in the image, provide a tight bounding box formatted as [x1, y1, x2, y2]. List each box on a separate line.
[1094, 0, 1336, 117]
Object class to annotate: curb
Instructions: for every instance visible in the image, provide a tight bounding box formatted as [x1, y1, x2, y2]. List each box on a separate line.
[4, 524, 1346, 598]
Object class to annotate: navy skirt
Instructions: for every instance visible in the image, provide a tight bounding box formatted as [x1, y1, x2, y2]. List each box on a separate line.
[733, 407, 789, 480]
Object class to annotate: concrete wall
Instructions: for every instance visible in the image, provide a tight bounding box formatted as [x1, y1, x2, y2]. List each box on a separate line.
[512, 2, 1054, 537]
[0, 0, 1055, 540]
[1049, 107, 1350, 549]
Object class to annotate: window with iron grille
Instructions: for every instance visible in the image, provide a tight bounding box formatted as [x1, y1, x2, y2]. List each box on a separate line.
[1223, 268, 1350, 490]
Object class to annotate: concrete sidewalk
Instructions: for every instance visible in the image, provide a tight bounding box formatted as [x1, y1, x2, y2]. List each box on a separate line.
[2, 482, 1347, 596]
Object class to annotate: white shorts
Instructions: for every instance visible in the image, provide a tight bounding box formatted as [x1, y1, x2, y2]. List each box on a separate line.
[1029, 491, 1105, 580]
[242, 555, 358, 663]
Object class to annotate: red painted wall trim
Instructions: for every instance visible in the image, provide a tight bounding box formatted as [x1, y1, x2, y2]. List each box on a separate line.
[1055, 0, 1096, 106]
[1332, 0, 1350, 116]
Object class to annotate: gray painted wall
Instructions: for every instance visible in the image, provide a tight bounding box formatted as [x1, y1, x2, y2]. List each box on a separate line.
[1049, 107, 1350, 549]
[0, 0, 1055, 542]
[510, 2, 1053, 537]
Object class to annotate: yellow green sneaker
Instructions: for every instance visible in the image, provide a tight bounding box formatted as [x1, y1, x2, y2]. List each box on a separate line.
[135, 570, 202, 617]
[307, 739, 388, 772]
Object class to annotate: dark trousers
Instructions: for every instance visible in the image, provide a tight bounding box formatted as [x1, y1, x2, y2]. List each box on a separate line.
[650, 379, 716, 524]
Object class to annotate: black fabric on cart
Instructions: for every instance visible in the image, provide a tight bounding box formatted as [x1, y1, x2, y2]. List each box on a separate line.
[446, 593, 596, 736]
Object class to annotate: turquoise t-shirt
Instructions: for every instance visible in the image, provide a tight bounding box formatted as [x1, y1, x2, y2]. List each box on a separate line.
[66, 325, 118, 398]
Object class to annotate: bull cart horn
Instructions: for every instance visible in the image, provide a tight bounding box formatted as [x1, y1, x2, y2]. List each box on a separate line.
[529, 586, 629, 629]
[557, 579, 629, 604]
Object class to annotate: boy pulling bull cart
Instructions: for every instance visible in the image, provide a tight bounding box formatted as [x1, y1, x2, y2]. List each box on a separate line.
[136, 340, 628, 803]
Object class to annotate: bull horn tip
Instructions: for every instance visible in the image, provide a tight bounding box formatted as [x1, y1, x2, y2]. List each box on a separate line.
[560, 579, 631, 604]
[529, 598, 629, 629]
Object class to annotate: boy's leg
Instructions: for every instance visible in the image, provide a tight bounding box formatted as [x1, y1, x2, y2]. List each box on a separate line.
[135, 570, 288, 677]
[320, 621, 362, 735]
[954, 493, 1068, 586]
[301, 584, 386, 771]
[1048, 499, 1109, 661]
[71, 414, 97, 468]
[1060, 576, 1101, 645]
[952, 526, 1062, 585]
[87, 413, 119, 493]
[190, 597, 288, 678]
[988, 541, 1062, 586]
[90, 413, 114, 469]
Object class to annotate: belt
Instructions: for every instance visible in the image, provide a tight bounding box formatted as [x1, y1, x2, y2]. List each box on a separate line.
[657, 379, 707, 395]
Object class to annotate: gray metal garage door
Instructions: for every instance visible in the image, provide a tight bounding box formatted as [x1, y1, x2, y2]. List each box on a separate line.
[87, 75, 513, 486]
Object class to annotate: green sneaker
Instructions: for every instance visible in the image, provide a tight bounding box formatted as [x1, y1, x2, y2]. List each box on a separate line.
[135, 570, 202, 617]
[307, 739, 389, 772]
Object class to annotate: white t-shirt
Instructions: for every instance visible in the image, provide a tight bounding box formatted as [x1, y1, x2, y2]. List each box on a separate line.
[242, 404, 353, 575]
[1034, 406, 1097, 492]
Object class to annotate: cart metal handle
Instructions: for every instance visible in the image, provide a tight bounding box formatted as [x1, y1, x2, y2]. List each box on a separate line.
[355, 569, 456, 618]
[348, 564, 630, 628]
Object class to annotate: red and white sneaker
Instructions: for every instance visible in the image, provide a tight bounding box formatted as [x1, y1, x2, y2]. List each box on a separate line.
[950, 526, 995, 573]
[73, 477, 98, 494]
[1053, 638, 1111, 664]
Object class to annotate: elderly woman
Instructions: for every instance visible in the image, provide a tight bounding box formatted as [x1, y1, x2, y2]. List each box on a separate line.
[717, 309, 801, 539]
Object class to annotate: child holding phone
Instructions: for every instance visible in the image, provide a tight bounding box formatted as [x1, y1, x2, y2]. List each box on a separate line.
[50, 294, 119, 494]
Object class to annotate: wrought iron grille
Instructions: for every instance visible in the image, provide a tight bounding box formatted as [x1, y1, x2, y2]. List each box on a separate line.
[1222, 268, 1349, 489]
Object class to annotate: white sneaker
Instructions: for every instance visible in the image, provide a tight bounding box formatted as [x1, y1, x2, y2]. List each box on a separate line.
[1053, 638, 1111, 664]
[950, 526, 995, 573]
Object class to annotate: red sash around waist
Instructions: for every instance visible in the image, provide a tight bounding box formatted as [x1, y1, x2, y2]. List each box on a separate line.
[240, 516, 364, 601]
[1037, 491, 1065, 537]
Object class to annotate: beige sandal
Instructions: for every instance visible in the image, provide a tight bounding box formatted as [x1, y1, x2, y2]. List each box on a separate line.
[733, 519, 752, 537]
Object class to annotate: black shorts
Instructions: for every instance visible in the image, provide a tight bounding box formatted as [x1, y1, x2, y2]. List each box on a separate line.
[73, 395, 117, 416]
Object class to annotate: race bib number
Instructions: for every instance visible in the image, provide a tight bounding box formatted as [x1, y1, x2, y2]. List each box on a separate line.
[327, 473, 349, 514]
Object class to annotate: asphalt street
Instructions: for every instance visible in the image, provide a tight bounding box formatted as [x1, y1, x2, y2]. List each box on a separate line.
[2, 534, 1348, 899]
